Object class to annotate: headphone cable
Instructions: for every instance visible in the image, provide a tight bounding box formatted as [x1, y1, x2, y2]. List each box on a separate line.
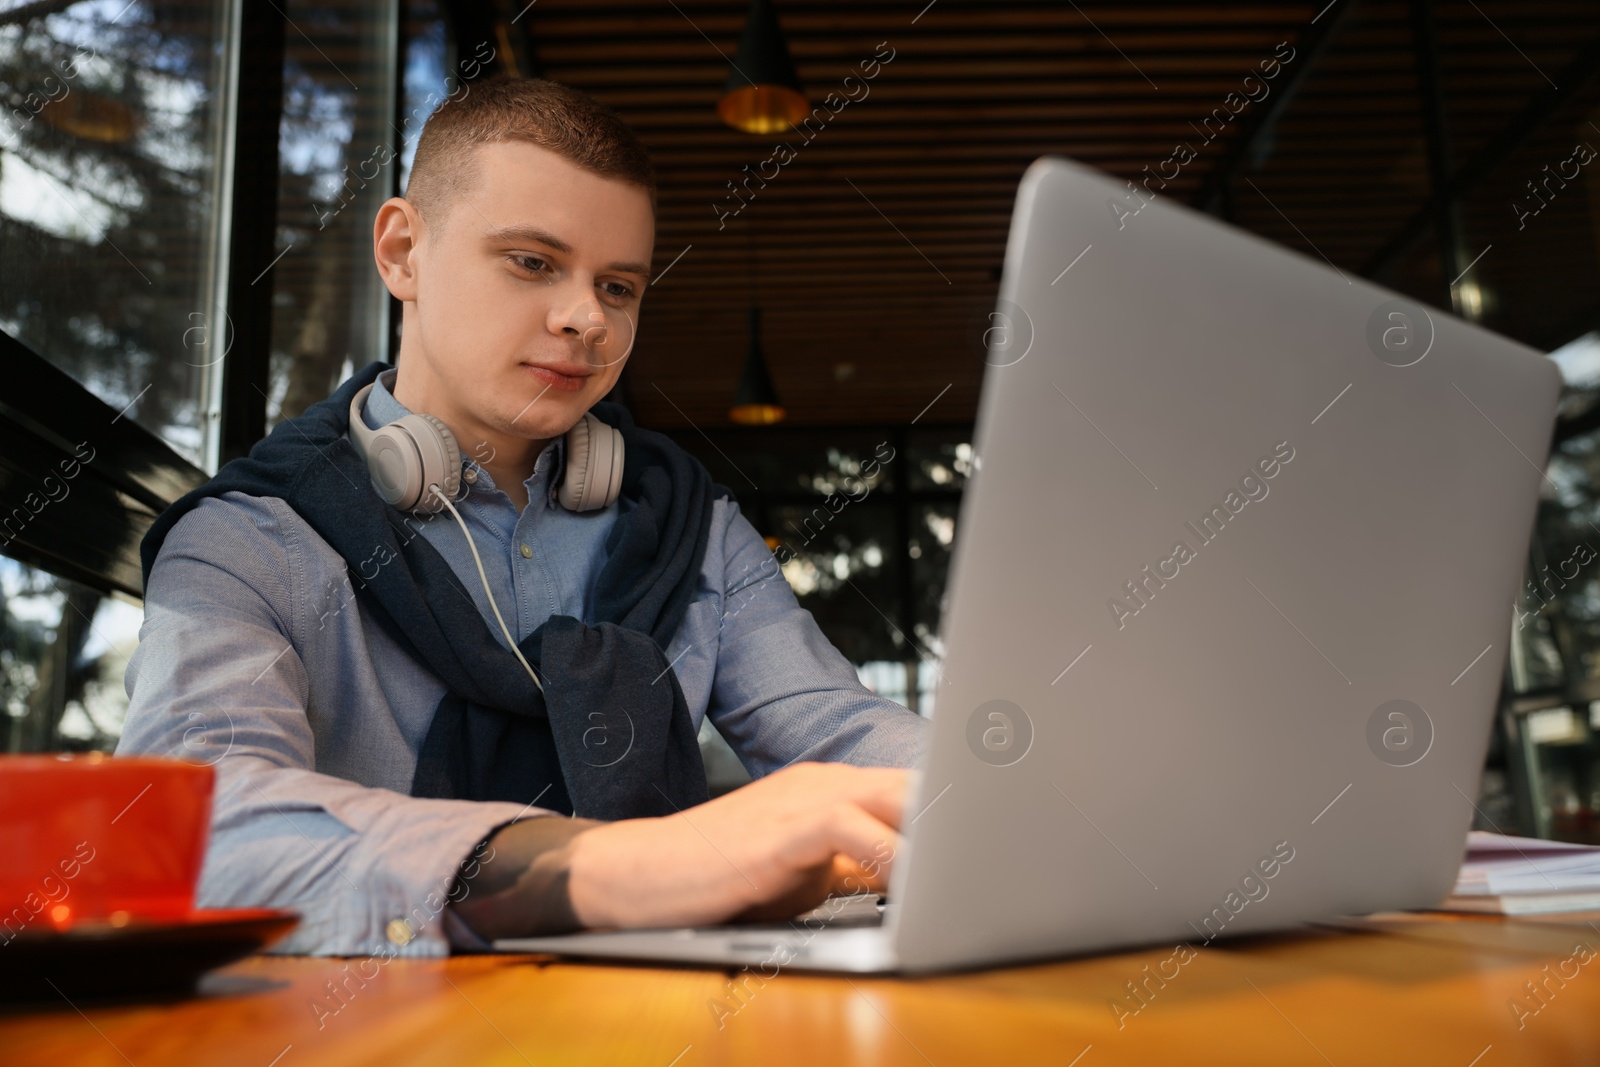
[429, 482, 545, 694]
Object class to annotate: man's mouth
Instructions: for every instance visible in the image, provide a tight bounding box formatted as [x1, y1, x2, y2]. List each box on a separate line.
[520, 362, 591, 393]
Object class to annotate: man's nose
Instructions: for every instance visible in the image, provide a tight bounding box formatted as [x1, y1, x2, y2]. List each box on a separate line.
[549, 279, 603, 336]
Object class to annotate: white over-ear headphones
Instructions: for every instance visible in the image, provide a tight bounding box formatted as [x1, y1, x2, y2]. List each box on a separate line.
[346, 370, 624, 515]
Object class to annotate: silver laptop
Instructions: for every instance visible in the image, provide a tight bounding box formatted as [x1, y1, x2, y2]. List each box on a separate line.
[496, 156, 1562, 974]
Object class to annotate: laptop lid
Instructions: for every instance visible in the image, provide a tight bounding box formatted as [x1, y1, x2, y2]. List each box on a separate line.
[887, 156, 1562, 973]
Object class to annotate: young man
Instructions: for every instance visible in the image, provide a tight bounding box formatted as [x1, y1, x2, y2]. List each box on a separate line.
[116, 76, 929, 956]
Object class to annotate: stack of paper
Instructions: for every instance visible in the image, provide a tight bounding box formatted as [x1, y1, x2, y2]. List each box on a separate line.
[1442, 831, 1600, 915]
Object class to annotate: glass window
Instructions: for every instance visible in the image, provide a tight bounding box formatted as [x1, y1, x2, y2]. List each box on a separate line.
[1549, 331, 1600, 424]
[0, 0, 237, 470]
[909, 499, 958, 663]
[687, 429, 898, 499]
[668, 427, 970, 717]
[1502, 340, 1600, 839]
[397, 0, 446, 195]
[857, 660, 943, 718]
[1505, 700, 1600, 844]
[907, 430, 975, 491]
[1516, 338, 1600, 692]
[265, 0, 399, 427]
[769, 498, 901, 665]
[1, 555, 143, 753]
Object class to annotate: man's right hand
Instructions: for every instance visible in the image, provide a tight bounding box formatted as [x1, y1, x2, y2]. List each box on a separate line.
[567, 762, 910, 930]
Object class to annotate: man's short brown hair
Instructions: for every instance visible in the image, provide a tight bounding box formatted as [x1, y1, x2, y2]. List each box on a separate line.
[405, 75, 656, 230]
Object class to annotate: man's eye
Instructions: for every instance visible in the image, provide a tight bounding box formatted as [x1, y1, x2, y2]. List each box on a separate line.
[511, 255, 551, 276]
[601, 281, 634, 300]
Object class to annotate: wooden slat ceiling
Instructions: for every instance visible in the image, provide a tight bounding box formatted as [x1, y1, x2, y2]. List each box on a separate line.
[518, 0, 1600, 430]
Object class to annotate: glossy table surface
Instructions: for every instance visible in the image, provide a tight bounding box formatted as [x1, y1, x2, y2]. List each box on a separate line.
[6, 910, 1600, 1066]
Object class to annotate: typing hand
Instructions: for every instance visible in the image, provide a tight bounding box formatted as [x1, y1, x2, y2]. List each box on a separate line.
[567, 763, 908, 929]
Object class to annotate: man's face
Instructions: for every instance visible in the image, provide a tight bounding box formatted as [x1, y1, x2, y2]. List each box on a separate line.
[406, 140, 654, 442]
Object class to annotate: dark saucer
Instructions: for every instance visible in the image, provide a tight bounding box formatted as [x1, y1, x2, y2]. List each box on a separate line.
[0, 907, 300, 1004]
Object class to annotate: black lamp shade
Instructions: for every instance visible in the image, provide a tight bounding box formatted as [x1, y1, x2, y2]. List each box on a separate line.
[729, 307, 785, 425]
[718, 0, 810, 134]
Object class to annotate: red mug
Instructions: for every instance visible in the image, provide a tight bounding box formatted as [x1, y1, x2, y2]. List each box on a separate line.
[0, 753, 214, 936]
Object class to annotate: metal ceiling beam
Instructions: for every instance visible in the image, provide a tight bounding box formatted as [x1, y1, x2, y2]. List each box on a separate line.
[1409, 0, 1472, 317]
[1191, 0, 1360, 216]
[1362, 29, 1600, 282]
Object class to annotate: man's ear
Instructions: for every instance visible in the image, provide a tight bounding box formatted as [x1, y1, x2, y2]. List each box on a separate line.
[373, 197, 424, 302]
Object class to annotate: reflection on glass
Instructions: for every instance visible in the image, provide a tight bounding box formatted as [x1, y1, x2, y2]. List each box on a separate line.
[807, 444, 893, 498]
[1, 555, 143, 753]
[910, 500, 958, 665]
[397, 0, 446, 195]
[266, 0, 399, 427]
[0, 0, 235, 469]
[907, 433, 975, 491]
[768, 501, 900, 664]
[680, 431, 898, 496]
[669, 428, 968, 716]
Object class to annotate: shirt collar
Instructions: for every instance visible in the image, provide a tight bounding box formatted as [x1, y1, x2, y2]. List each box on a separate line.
[362, 366, 567, 507]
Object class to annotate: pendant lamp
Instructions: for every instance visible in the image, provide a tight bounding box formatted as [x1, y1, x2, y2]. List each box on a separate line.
[729, 306, 785, 425]
[717, 0, 809, 134]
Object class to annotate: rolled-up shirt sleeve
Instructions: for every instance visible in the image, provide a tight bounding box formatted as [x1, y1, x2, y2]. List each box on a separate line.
[704, 509, 932, 776]
[116, 501, 545, 958]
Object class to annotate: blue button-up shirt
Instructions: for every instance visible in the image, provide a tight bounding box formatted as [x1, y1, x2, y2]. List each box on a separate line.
[116, 369, 929, 957]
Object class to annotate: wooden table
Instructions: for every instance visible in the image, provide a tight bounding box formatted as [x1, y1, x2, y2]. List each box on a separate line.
[6, 911, 1600, 1066]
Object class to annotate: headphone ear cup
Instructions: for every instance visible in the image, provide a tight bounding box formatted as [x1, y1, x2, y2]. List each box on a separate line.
[347, 377, 460, 513]
[365, 425, 425, 511]
[602, 423, 624, 506]
[559, 414, 624, 512]
[407, 413, 461, 512]
[558, 414, 592, 511]
[582, 419, 620, 510]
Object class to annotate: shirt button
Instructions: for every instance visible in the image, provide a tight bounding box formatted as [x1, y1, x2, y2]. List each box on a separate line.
[520, 544, 533, 559]
[385, 918, 415, 946]
[463, 468, 479, 484]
